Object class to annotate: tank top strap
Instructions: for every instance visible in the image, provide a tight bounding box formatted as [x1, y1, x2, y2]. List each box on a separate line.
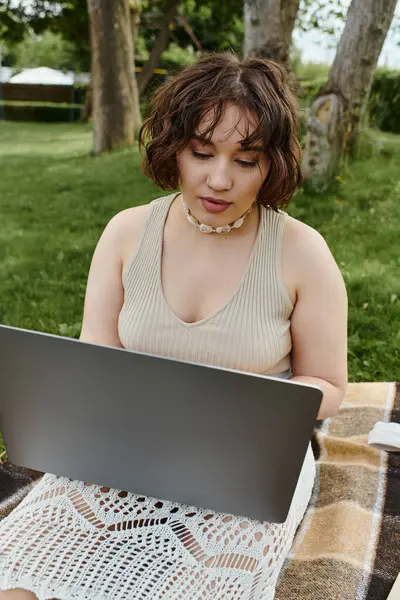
[248, 205, 293, 313]
[143, 193, 177, 249]
[122, 193, 176, 286]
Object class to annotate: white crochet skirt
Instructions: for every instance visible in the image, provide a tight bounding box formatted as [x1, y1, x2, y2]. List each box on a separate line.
[0, 445, 315, 600]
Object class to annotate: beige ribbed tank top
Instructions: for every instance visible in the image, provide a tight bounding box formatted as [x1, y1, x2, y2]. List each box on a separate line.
[118, 193, 294, 378]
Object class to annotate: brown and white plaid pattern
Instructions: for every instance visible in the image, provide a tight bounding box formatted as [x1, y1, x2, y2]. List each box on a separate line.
[276, 382, 400, 600]
[1, 383, 399, 599]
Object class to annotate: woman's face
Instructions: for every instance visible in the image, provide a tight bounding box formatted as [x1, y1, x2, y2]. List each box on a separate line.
[176, 104, 270, 226]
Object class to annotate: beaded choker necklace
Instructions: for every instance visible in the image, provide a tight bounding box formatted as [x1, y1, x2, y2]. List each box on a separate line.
[181, 197, 252, 235]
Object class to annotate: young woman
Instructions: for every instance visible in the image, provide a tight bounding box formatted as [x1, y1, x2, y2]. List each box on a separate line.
[0, 52, 347, 600]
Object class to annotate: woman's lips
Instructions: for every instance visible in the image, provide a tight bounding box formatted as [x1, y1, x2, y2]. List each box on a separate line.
[200, 197, 231, 214]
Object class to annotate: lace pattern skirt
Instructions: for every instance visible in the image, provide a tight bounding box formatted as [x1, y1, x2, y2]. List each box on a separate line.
[0, 445, 315, 600]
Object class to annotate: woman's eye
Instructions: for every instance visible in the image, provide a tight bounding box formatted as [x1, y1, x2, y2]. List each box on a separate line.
[237, 160, 257, 168]
[192, 151, 211, 160]
[191, 151, 257, 168]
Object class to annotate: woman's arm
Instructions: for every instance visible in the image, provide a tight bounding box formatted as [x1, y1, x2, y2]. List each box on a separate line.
[80, 205, 149, 347]
[286, 220, 348, 420]
[291, 376, 345, 420]
[79, 213, 126, 347]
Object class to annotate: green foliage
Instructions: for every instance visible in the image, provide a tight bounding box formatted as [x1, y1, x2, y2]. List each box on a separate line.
[0, 41, 16, 68]
[295, 62, 330, 126]
[136, 33, 149, 62]
[369, 68, 400, 134]
[11, 31, 78, 72]
[25, 0, 91, 72]
[3, 0, 245, 78]
[0, 1, 27, 44]
[180, 0, 243, 53]
[159, 43, 199, 71]
[299, 67, 400, 136]
[0, 121, 157, 342]
[290, 132, 400, 383]
[295, 61, 330, 82]
[140, 0, 244, 57]
[298, 77, 326, 103]
[353, 128, 395, 161]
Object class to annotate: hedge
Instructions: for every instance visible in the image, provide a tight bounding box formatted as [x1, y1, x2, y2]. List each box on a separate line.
[0, 102, 83, 123]
[369, 69, 400, 134]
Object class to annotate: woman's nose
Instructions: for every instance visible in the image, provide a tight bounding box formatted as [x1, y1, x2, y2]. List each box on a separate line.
[206, 159, 233, 191]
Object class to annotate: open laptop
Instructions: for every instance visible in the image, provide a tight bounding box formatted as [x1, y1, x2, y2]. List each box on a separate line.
[0, 324, 322, 523]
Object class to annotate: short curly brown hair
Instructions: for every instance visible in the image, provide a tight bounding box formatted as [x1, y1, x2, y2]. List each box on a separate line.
[139, 52, 301, 209]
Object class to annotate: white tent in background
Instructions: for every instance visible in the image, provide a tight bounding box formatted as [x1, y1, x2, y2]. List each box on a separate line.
[0, 67, 14, 83]
[9, 67, 74, 86]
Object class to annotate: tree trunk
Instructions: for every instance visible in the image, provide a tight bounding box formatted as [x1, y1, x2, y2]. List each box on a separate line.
[243, 0, 300, 73]
[80, 82, 92, 122]
[137, 0, 180, 95]
[176, 14, 203, 53]
[302, 0, 397, 185]
[130, 0, 142, 129]
[87, 0, 136, 153]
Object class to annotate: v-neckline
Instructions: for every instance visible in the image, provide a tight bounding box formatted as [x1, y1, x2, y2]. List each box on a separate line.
[157, 194, 265, 328]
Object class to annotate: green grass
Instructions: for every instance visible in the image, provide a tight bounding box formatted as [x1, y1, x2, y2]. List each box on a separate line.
[0, 121, 399, 457]
[0, 101, 83, 108]
[0, 121, 158, 337]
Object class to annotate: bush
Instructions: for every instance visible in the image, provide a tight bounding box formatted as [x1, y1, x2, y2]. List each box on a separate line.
[368, 69, 400, 134]
[298, 77, 327, 108]
[297, 68, 400, 135]
[1, 102, 83, 123]
[298, 77, 326, 107]
[295, 62, 330, 82]
[159, 44, 199, 72]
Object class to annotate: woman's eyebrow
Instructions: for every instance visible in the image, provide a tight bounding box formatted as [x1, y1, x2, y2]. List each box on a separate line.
[240, 145, 265, 152]
[192, 134, 264, 152]
[192, 134, 213, 146]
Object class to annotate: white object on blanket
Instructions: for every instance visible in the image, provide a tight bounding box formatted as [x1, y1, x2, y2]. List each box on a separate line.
[368, 421, 400, 452]
[386, 571, 400, 600]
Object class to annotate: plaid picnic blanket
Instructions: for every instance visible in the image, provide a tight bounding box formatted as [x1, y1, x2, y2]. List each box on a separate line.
[1, 382, 399, 599]
[276, 382, 400, 600]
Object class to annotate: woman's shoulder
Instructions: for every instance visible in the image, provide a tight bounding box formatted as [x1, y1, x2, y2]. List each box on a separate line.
[283, 213, 328, 254]
[282, 213, 344, 302]
[103, 194, 173, 265]
[101, 203, 149, 264]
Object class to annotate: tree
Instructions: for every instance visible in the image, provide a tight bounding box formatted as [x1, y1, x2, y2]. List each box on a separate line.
[22, 0, 92, 72]
[87, 0, 137, 153]
[0, 1, 27, 45]
[137, 0, 180, 94]
[129, 0, 143, 128]
[243, 0, 300, 73]
[302, 0, 398, 185]
[11, 30, 77, 72]
[177, 0, 244, 54]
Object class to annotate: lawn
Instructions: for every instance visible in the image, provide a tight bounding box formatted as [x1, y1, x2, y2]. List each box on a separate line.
[0, 121, 399, 455]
